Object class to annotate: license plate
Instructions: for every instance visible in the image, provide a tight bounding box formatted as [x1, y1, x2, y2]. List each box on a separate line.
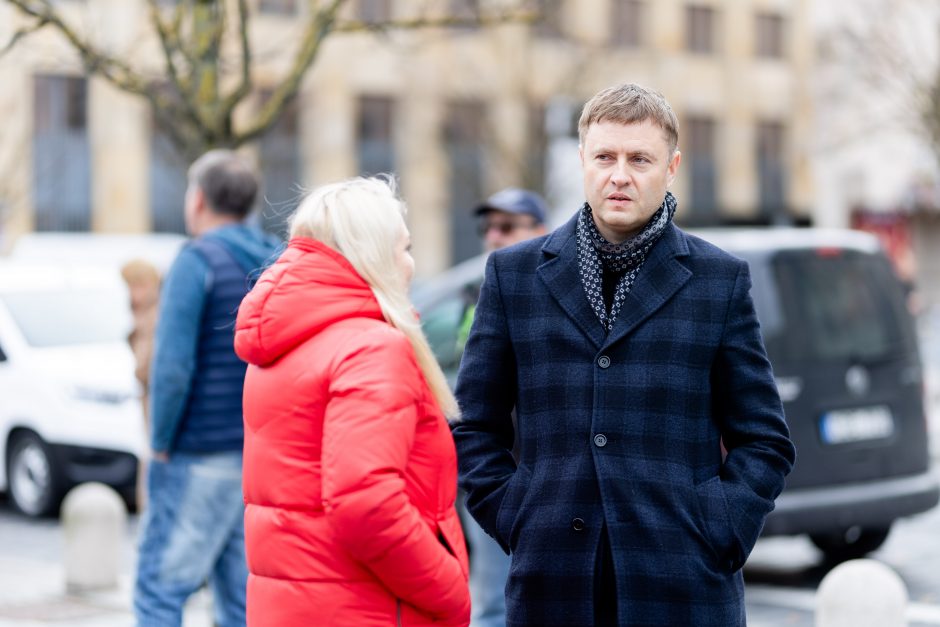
[819, 405, 895, 445]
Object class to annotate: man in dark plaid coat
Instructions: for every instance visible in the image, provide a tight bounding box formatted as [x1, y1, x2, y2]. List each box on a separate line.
[452, 83, 796, 626]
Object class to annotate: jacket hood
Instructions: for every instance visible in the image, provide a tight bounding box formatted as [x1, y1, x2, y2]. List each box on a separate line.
[204, 223, 283, 276]
[235, 238, 383, 366]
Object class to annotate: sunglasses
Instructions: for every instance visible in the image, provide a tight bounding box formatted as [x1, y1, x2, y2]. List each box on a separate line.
[477, 218, 537, 237]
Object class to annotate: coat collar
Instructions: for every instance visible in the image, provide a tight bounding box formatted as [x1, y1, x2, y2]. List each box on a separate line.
[537, 210, 691, 350]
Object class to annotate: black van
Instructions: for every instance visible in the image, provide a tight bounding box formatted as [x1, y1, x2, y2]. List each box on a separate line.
[413, 227, 939, 562]
[698, 228, 938, 561]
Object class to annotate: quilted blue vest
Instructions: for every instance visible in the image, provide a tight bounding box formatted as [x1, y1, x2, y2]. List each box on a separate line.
[173, 237, 253, 452]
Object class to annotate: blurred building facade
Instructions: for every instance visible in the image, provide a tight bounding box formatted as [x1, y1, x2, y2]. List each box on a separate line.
[811, 0, 940, 314]
[0, 0, 814, 275]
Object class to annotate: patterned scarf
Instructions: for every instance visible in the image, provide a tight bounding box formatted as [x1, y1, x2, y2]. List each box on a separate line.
[576, 191, 677, 332]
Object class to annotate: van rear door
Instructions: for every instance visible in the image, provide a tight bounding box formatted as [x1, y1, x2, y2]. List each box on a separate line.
[749, 247, 928, 490]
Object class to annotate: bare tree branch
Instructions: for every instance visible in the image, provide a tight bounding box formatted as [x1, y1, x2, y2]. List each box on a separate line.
[817, 0, 940, 161]
[4, 0, 536, 159]
[146, 0, 206, 133]
[151, 90, 201, 161]
[0, 15, 48, 56]
[146, 0, 186, 91]
[236, 0, 347, 145]
[5, 0, 154, 96]
[2, 0, 206, 156]
[219, 0, 252, 126]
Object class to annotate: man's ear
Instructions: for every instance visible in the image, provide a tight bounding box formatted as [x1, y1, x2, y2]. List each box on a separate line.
[666, 150, 682, 187]
[191, 186, 207, 214]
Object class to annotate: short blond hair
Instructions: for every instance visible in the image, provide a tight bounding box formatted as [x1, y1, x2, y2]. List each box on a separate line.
[578, 83, 679, 154]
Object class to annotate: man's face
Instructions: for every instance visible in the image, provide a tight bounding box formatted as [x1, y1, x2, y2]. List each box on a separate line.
[579, 118, 681, 243]
[478, 210, 545, 252]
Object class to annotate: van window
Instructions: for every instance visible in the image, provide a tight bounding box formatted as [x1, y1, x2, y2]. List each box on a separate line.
[0, 288, 131, 347]
[757, 249, 916, 365]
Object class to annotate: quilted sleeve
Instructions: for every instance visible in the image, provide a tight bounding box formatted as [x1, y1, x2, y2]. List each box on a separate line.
[321, 326, 469, 624]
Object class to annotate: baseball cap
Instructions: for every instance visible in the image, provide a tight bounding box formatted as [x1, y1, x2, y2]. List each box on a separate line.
[474, 188, 548, 225]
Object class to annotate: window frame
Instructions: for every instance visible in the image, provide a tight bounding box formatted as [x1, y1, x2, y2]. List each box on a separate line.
[685, 4, 717, 54]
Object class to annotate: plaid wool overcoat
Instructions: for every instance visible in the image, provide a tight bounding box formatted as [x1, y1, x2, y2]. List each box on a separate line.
[453, 213, 796, 627]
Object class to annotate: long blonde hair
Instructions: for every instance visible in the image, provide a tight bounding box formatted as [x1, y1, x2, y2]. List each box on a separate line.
[289, 176, 460, 420]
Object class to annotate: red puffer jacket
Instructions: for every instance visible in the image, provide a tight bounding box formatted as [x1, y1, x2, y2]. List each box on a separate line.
[235, 238, 470, 627]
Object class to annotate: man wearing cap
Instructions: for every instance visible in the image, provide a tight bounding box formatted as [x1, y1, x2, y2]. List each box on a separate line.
[458, 188, 547, 627]
[476, 188, 549, 253]
[458, 189, 548, 353]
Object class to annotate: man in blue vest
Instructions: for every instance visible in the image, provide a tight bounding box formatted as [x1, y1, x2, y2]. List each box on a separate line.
[134, 150, 280, 627]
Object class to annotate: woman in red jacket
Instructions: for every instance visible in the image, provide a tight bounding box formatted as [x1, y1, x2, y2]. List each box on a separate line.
[234, 177, 470, 626]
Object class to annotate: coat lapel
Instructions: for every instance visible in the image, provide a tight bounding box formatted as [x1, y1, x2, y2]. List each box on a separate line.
[604, 223, 691, 349]
[537, 213, 606, 349]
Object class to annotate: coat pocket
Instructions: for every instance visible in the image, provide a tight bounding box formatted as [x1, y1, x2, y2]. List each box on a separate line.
[438, 512, 470, 579]
[693, 475, 742, 571]
[494, 465, 530, 551]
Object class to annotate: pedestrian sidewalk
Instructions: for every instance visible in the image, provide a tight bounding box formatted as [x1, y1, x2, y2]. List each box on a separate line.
[0, 532, 212, 626]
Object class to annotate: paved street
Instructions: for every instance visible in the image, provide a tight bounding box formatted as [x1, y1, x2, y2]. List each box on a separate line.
[0, 503, 211, 626]
[1, 493, 939, 626]
[744, 503, 940, 626]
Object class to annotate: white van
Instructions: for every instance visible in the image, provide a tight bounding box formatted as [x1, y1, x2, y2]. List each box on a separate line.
[0, 262, 147, 516]
[10, 232, 185, 273]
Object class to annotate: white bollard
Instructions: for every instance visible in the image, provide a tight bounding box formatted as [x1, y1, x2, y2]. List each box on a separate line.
[61, 482, 127, 593]
[816, 558, 908, 627]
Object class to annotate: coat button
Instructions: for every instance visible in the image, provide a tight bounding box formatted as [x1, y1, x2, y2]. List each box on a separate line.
[597, 355, 611, 368]
[572, 517, 585, 531]
[593, 433, 608, 447]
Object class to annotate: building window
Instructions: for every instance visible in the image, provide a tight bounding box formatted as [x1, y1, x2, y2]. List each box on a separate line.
[149, 125, 188, 234]
[755, 12, 785, 59]
[357, 95, 396, 179]
[358, 0, 391, 23]
[148, 83, 187, 234]
[685, 116, 718, 222]
[611, 0, 644, 48]
[757, 121, 787, 221]
[259, 0, 296, 14]
[686, 5, 716, 54]
[444, 101, 486, 264]
[258, 95, 301, 238]
[32, 75, 91, 232]
[535, 0, 563, 39]
[449, 0, 478, 20]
